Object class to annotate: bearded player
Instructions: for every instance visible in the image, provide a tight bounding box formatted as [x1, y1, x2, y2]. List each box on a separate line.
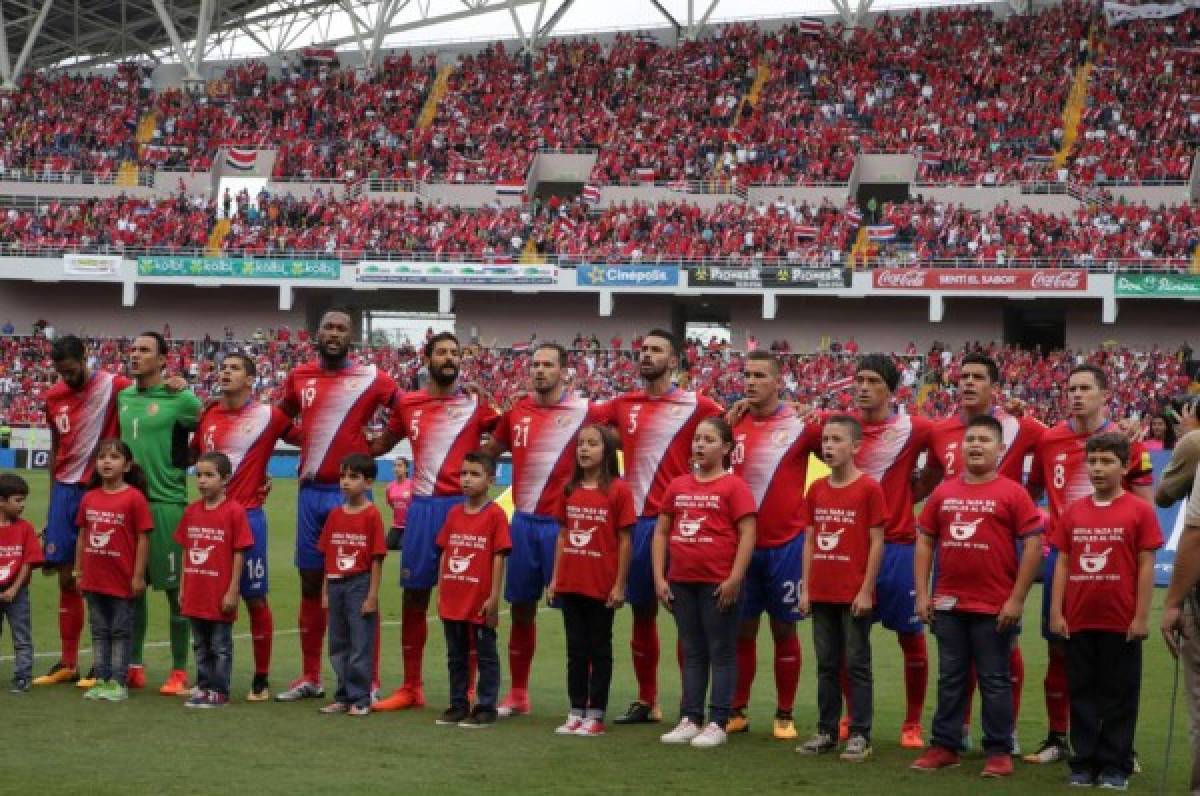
[373, 332, 499, 711]
[601, 329, 723, 724]
[275, 309, 400, 702]
[1023, 363, 1153, 764]
[485, 342, 608, 716]
[190, 352, 295, 700]
[727, 351, 822, 739]
[33, 336, 132, 686]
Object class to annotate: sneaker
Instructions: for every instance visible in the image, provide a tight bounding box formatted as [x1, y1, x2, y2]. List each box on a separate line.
[497, 690, 530, 718]
[275, 679, 326, 702]
[772, 712, 799, 741]
[437, 706, 470, 725]
[76, 667, 98, 690]
[1023, 734, 1068, 764]
[33, 662, 78, 686]
[247, 675, 270, 703]
[900, 722, 926, 749]
[100, 682, 129, 702]
[206, 692, 230, 708]
[10, 678, 30, 694]
[661, 718, 702, 744]
[911, 745, 962, 772]
[319, 702, 349, 715]
[960, 723, 973, 752]
[347, 704, 370, 717]
[796, 732, 836, 755]
[615, 701, 662, 725]
[726, 708, 750, 734]
[555, 715, 585, 735]
[126, 664, 146, 690]
[159, 669, 189, 696]
[1011, 733, 1022, 757]
[982, 754, 1014, 778]
[1130, 754, 1141, 775]
[1096, 773, 1128, 791]
[838, 715, 851, 743]
[83, 681, 109, 700]
[841, 734, 873, 763]
[459, 707, 498, 728]
[373, 684, 425, 711]
[185, 690, 211, 708]
[690, 722, 728, 748]
[1068, 770, 1095, 787]
[575, 718, 606, 737]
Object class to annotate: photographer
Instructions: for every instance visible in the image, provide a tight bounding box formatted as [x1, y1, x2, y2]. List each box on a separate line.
[1158, 399, 1200, 794]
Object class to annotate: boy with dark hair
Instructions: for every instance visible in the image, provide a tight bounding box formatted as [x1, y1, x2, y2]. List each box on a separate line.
[1050, 432, 1161, 790]
[0, 474, 42, 692]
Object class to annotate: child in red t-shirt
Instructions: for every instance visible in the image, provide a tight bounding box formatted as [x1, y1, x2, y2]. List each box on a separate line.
[653, 417, 757, 749]
[173, 452, 254, 708]
[798, 415, 886, 760]
[435, 451, 511, 728]
[0, 473, 43, 692]
[546, 424, 635, 737]
[317, 454, 387, 717]
[913, 415, 1044, 777]
[1049, 432, 1162, 790]
[74, 439, 154, 702]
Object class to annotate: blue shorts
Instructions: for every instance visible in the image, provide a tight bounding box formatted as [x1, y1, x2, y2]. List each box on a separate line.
[402, 494, 465, 590]
[43, 481, 87, 565]
[241, 507, 269, 599]
[296, 482, 345, 571]
[741, 534, 805, 622]
[1041, 547, 1061, 641]
[874, 541, 924, 634]
[505, 512, 560, 604]
[625, 516, 659, 608]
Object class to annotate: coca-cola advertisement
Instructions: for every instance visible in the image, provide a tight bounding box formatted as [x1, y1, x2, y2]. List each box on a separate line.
[872, 268, 1088, 292]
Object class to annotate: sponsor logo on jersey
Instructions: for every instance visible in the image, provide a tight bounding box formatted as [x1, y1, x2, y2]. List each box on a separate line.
[1079, 544, 1110, 574]
[89, 529, 115, 549]
[448, 551, 475, 574]
[147, 403, 160, 416]
[949, 512, 983, 541]
[816, 526, 844, 551]
[188, 544, 216, 566]
[677, 512, 703, 537]
[0, 563, 11, 582]
[569, 524, 598, 548]
[336, 546, 357, 572]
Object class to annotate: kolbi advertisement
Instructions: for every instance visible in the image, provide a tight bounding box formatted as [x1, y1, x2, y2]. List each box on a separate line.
[357, 261, 557, 285]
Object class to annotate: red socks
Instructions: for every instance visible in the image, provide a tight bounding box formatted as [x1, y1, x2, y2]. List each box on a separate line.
[1010, 644, 1025, 721]
[1045, 645, 1069, 734]
[401, 602, 428, 688]
[898, 632, 928, 725]
[733, 635, 756, 708]
[59, 587, 84, 669]
[631, 613, 660, 705]
[248, 600, 274, 676]
[773, 633, 801, 714]
[507, 619, 536, 693]
[299, 596, 326, 684]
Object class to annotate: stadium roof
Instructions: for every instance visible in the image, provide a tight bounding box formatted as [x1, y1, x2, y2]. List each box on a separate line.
[0, 0, 1003, 82]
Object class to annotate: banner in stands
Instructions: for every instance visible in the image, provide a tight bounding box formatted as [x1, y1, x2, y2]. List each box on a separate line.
[356, 261, 557, 285]
[1104, 0, 1199, 25]
[1151, 451, 1192, 586]
[872, 268, 1088, 291]
[576, 264, 680, 287]
[1115, 274, 1200, 297]
[63, 253, 121, 276]
[687, 264, 849, 289]
[137, 257, 340, 280]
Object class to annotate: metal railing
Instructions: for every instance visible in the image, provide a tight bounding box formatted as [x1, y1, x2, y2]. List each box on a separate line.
[0, 169, 155, 187]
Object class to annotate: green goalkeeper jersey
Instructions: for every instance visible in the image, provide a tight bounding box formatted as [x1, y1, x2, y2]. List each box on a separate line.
[118, 383, 201, 505]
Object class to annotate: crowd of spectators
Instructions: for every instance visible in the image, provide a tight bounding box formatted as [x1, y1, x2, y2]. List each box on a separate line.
[0, 331, 1192, 433]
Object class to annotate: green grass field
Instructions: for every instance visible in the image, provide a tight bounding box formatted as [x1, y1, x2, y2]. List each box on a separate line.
[0, 471, 1190, 794]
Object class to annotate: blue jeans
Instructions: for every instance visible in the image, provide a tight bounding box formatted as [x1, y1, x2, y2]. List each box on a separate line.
[670, 581, 742, 729]
[190, 619, 234, 696]
[931, 610, 1016, 755]
[0, 585, 33, 681]
[327, 574, 377, 709]
[86, 593, 134, 685]
[812, 602, 873, 739]
[443, 620, 499, 711]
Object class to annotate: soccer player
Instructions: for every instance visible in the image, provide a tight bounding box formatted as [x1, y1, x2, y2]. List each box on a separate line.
[190, 352, 294, 700]
[1024, 363, 1154, 764]
[485, 342, 607, 717]
[34, 335, 131, 686]
[727, 351, 821, 739]
[602, 329, 723, 724]
[850, 354, 933, 748]
[120, 331, 202, 695]
[916, 352, 1045, 751]
[372, 332, 499, 712]
[275, 310, 400, 702]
